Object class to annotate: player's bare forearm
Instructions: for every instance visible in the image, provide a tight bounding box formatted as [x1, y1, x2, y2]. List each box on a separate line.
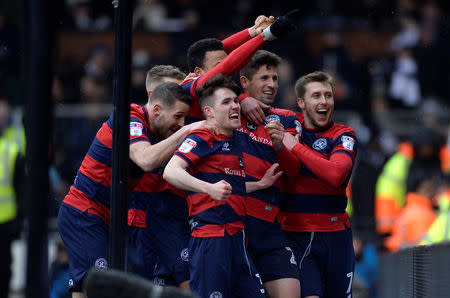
[163, 156, 211, 194]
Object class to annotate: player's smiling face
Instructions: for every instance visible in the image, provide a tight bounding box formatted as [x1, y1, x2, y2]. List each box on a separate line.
[208, 88, 240, 135]
[155, 100, 190, 139]
[243, 65, 278, 105]
[298, 81, 334, 129]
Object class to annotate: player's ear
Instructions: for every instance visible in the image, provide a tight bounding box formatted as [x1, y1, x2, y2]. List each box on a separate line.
[297, 97, 305, 110]
[194, 66, 203, 77]
[152, 103, 162, 117]
[240, 76, 249, 89]
[204, 105, 214, 118]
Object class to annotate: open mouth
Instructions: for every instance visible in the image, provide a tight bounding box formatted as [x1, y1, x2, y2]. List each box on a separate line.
[229, 113, 239, 120]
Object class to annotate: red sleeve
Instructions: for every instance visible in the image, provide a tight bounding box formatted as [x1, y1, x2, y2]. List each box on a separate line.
[222, 29, 252, 53]
[238, 93, 251, 103]
[196, 34, 266, 87]
[275, 145, 301, 177]
[291, 143, 353, 187]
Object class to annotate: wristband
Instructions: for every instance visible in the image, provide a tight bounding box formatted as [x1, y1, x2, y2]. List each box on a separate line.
[262, 26, 277, 41]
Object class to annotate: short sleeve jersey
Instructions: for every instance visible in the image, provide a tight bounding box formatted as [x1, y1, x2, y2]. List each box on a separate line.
[62, 103, 153, 223]
[237, 107, 301, 222]
[174, 128, 248, 238]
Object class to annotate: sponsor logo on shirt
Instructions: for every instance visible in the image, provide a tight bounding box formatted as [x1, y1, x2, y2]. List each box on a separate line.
[341, 135, 355, 151]
[224, 168, 245, 177]
[222, 142, 230, 151]
[179, 138, 197, 153]
[312, 138, 327, 151]
[130, 122, 144, 136]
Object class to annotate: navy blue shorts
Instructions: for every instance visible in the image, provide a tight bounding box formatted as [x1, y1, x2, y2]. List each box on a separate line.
[287, 228, 355, 298]
[189, 230, 265, 298]
[127, 226, 157, 281]
[57, 203, 109, 292]
[245, 216, 299, 282]
[144, 209, 190, 286]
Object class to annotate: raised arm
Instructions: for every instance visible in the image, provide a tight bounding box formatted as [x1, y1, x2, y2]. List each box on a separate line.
[163, 155, 231, 201]
[222, 15, 274, 53]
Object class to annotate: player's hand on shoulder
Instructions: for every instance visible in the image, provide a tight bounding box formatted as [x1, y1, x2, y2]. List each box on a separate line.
[249, 15, 275, 37]
[283, 132, 299, 150]
[207, 180, 232, 201]
[241, 96, 269, 126]
[265, 120, 285, 151]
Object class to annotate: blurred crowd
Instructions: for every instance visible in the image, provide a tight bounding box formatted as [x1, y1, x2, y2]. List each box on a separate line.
[1, 0, 450, 297]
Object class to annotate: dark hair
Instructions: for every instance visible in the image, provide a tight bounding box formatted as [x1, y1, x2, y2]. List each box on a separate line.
[145, 65, 186, 91]
[187, 38, 225, 72]
[240, 50, 282, 79]
[294, 71, 334, 98]
[198, 75, 240, 109]
[150, 82, 192, 107]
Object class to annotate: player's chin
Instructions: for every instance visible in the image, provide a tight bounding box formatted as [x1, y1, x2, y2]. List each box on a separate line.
[229, 118, 241, 129]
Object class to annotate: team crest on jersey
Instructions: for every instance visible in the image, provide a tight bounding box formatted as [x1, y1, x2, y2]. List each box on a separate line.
[264, 114, 281, 125]
[209, 291, 223, 298]
[246, 122, 258, 131]
[68, 279, 74, 287]
[238, 157, 244, 169]
[130, 122, 143, 136]
[294, 120, 302, 136]
[179, 138, 197, 153]
[222, 142, 230, 151]
[312, 138, 327, 151]
[94, 258, 108, 270]
[341, 136, 355, 151]
[180, 248, 189, 262]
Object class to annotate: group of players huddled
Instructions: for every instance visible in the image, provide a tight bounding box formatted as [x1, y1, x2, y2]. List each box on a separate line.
[58, 10, 358, 298]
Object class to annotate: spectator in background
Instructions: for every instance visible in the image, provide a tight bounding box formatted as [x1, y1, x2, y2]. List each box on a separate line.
[49, 241, 71, 298]
[133, 0, 168, 32]
[314, 29, 360, 110]
[350, 135, 387, 241]
[388, 47, 421, 109]
[65, 0, 111, 31]
[0, 96, 26, 298]
[131, 50, 152, 105]
[375, 125, 444, 236]
[353, 233, 378, 298]
[420, 177, 450, 245]
[84, 44, 112, 89]
[274, 59, 298, 111]
[384, 168, 438, 252]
